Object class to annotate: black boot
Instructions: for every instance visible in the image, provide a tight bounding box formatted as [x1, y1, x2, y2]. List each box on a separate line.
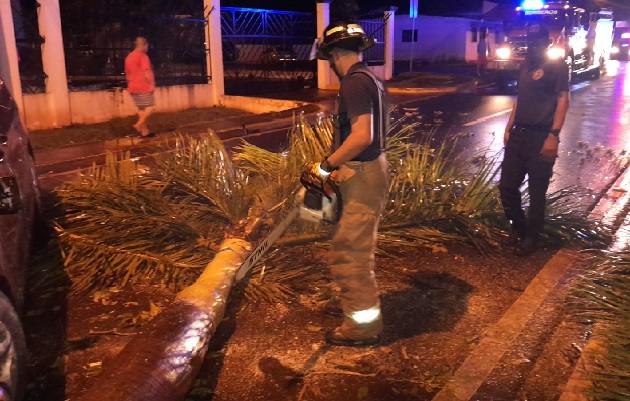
[502, 224, 525, 248]
[514, 236, 538, 257]
[502, 230, 523, 248]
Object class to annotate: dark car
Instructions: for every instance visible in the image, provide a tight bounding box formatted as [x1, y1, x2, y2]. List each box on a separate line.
[611, 31, 630, 61]
[260, 46, 298, 64]
[0, 76, 40, 401]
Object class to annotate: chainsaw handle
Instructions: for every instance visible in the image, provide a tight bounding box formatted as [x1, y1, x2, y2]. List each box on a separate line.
[327, 176, 343, 223]
[300, 175, 330, 200]
[299, 175, 343, 224]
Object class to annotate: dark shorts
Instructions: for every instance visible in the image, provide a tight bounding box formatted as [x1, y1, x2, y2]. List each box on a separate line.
[130, 92, 155, 110]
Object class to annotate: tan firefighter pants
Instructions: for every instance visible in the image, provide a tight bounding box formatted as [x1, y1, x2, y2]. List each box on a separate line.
[329, 153, 390, 339]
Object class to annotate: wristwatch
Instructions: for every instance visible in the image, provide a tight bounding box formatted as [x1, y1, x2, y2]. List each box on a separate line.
[549, 129, 561, 138]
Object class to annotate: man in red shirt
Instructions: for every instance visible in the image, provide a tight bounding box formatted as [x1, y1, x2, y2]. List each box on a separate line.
[125, 37, 156, 137]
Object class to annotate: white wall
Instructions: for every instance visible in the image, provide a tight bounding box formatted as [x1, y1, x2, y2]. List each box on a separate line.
[395, 14, 503, 62]
[219, 95, 308, 114]
[23, 83, 219, 130]
[320, 64, 388, 90]
[464, 32, 500, 62]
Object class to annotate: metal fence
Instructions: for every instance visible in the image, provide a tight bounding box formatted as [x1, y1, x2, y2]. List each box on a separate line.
[11, 0, 45, 93]
[360, 10, 388, 66]
[58, 0, 209, 90]
[10, 1, 387, 94]
[9, 0, 211, 92]
[220, 7, 317, 91]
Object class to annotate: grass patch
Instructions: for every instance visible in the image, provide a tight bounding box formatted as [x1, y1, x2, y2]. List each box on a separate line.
[29, 106, 252, 150]
[569, 252, 630, 399]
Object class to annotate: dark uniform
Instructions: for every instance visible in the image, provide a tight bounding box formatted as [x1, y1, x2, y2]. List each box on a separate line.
[499, 28, 569, 252]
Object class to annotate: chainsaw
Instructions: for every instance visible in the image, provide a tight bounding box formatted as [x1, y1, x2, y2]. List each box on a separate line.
[235, 177, 341, 282]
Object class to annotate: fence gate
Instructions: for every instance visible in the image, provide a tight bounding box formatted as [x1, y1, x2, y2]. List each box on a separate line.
[221, 7, 317, 95]
[12, 0, 45, 93]
[360, 10, 387, 66]
[59, 0, 208, 90]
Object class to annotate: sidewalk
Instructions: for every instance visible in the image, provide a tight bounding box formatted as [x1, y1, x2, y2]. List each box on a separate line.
[32, 72, 477, 169]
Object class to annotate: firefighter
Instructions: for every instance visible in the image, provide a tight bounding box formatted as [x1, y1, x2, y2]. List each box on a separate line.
[500, 23, 570, 256]
[300, 20, 389, 346]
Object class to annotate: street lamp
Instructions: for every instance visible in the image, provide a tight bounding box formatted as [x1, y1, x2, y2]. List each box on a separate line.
[410, 0, 418, 72]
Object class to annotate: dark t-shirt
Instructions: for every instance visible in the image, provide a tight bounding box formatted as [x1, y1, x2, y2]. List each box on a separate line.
[334, 62, 387, 162]
[514, 58, 569, 128]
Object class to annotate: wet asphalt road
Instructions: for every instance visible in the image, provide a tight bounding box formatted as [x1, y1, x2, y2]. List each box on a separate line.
[225, 60, 630, 202]
[398, 61, 630, 202]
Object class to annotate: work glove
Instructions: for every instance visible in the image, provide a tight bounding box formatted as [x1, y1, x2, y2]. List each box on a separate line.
[300, 158, 336, 191]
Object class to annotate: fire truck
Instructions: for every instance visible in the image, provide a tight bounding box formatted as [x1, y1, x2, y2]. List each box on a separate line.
[490, 0, 614, 83]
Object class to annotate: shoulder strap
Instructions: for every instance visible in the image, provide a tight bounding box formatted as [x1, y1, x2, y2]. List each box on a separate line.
[349, 67, 387, 152]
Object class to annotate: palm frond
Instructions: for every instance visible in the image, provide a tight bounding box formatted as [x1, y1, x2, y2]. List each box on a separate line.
[152, 134, 251, 224]
[234, 116, 333, 213]
[56, 143, 235, 291]
[55, 113, 611, 297]
[569, 252, 630, 399]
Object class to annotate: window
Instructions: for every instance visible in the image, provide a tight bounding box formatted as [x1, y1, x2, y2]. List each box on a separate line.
[402, 29, 418, 43]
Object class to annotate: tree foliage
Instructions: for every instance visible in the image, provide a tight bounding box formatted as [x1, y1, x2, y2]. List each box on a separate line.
[55, 115, 610, 296]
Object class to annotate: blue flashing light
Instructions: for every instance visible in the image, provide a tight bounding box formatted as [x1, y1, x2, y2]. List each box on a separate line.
[521, 0, 544, 11]
[221, 6, 311, 16]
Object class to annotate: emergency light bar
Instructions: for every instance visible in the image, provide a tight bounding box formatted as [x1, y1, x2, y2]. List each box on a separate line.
[521, 0, 544, 11]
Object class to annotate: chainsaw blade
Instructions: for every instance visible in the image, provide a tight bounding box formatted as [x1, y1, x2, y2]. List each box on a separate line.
[235, 206, 300, 282]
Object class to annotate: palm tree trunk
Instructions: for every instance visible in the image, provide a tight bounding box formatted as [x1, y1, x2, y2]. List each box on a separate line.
[74, 238, 251, 401]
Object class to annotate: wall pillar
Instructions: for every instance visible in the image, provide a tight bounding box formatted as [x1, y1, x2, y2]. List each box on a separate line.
[316, 1, 331, 90]
[204, 0, 224, 104]
[384, 7, 397, 81]
[0, 1, 24, 122]
[38, 0, 71, 127]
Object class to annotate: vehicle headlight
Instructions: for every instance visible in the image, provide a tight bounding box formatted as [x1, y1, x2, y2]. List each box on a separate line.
[496, 47, 511, 60]
[547, 47, 565, 60]
[611, 46, 620, 54]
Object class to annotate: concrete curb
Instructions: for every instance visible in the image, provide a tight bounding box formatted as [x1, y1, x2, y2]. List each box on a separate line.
[34, 74, 477, 164]
[557, 160, 630, 400]
[100, 103, 325, 151]
[34, 102, 325, 168]
[387, 77, 478, 95]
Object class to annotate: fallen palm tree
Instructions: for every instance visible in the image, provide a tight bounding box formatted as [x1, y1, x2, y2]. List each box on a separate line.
[56, 114, 610, 401]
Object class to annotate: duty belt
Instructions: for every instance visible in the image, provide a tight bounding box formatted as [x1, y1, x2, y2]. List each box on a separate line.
[513, 124, 551, 133]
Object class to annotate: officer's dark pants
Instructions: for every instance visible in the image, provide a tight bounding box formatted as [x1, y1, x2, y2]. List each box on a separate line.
[499, 127, 555, 239]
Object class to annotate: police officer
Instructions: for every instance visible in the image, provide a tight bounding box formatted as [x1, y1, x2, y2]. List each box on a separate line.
[300, 21, 389, 346]
[500, 23, 570, 256]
